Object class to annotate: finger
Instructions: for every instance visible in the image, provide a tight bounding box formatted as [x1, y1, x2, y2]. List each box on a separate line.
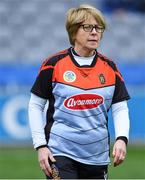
[50, 156, 56, 162]
[113, 149, 121, 166]
[40, 160, 45, 170]
[41, 161, 52, 177]
[114, 158, 122, 167]
[113, 149, 120, 161]
[113, 155, 120, 166]
[115, 159, 124, 167]
[112, 144, 117, 157]
[40, 159, 52, 176]
[114, 154, 122, 167]
[42, 168, 51, 177]
[112, 148, 116, 158]
[43, 164, 52, 177]
[112, 145, 120, 158]
[45, 158, 52, 174]
[114, 152, 126, 167]
[47, 150, 56, 162]
[119, 153, 126, 161]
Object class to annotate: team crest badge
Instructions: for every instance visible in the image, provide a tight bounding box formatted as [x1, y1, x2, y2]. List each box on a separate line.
[63, 71, 76, 82]
[99, 74, 105, 84]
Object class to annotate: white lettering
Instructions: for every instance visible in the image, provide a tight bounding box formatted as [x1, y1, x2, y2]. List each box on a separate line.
[66, 98, 103, 107]
[67, 98, 74, 107]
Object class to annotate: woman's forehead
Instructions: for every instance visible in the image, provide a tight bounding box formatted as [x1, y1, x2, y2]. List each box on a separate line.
[82, 16, 98, 24]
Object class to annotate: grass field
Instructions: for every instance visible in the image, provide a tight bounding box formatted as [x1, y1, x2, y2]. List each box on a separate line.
[0, 144, 145, 179]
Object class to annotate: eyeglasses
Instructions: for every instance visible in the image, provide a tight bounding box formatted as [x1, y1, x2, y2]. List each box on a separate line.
[80, 24, 105, 33]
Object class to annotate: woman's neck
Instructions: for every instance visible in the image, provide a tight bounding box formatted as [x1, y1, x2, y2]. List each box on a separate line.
[74, 47, 96, 57]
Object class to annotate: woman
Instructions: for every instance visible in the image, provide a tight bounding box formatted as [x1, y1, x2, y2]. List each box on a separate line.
[28, 4, 130, 179]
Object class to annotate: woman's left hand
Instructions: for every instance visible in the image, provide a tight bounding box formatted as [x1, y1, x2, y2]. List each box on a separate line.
[112, 139, 127, 167]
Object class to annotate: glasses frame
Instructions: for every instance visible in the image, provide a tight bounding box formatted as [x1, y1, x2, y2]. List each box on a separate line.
[80, 24, 105, 33]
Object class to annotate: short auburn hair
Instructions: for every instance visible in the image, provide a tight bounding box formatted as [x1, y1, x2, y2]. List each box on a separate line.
[66, 4, 106, 45]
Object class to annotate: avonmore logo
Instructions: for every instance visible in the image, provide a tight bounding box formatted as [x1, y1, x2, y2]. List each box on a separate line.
[64, 94, 104, 110]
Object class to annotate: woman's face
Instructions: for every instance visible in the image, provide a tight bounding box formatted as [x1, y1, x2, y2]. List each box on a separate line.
[74, 16, 103, 56]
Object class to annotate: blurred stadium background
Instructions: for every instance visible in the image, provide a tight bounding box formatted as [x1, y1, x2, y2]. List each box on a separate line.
[0, 0, 145, 179]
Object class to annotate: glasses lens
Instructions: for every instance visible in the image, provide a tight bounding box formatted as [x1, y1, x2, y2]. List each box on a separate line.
[83, 25, 92, 32]
[96, 26, 104, 33]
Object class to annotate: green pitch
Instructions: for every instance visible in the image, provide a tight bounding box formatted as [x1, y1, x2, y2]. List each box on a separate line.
[0, 145, 145, 179]
[109, 144, 145, 179]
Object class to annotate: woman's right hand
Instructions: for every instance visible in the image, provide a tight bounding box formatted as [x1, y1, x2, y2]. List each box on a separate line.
[38, 147, 56, 177]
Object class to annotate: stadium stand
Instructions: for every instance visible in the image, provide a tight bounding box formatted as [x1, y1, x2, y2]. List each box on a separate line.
[103, 0, 145, 13]
[0, 0, 144, 65]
